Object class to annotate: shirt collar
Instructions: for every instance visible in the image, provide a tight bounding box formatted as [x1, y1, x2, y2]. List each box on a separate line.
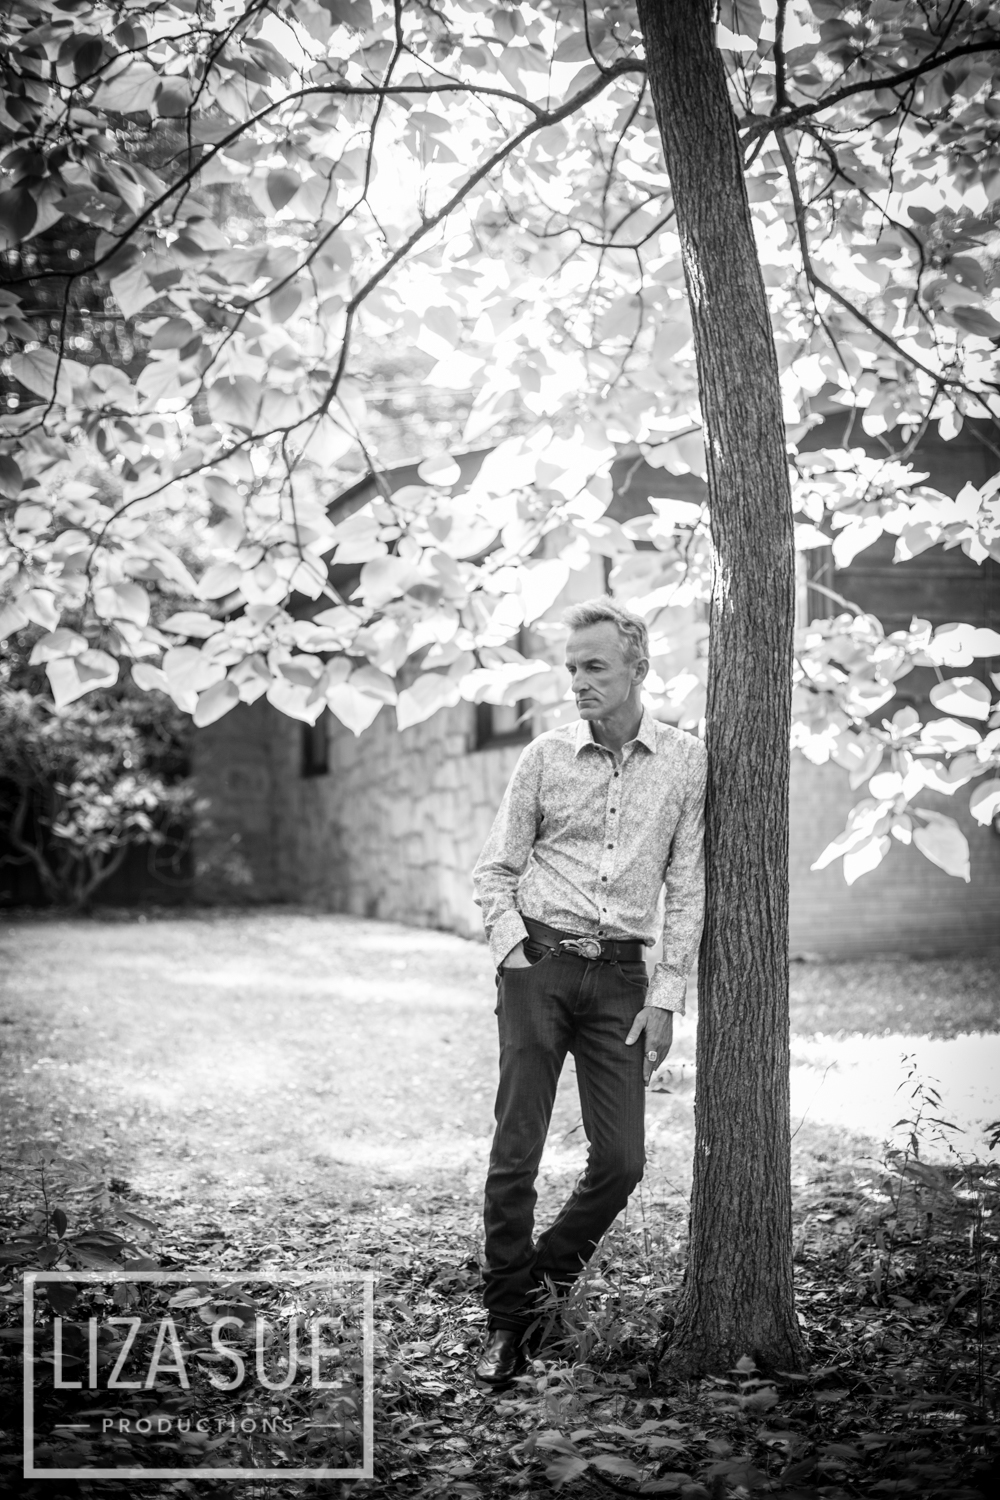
[574, 707, 659, 756]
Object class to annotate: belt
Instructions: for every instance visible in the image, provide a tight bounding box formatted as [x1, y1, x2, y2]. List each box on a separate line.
[522, 916, 645, 964]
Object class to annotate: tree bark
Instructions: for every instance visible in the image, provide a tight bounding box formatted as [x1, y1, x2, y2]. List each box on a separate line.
[635, 0, 805, 1374]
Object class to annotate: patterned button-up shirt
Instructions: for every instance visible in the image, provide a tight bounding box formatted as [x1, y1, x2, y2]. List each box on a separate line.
[472, 709, 707, 1013]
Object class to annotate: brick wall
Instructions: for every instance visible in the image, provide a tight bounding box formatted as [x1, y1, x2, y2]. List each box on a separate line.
[193, 701, 1000, 956]
[789, 753, 1000, 956]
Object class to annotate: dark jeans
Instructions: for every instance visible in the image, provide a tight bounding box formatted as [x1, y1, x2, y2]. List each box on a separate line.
[483, 941, 649, 1330]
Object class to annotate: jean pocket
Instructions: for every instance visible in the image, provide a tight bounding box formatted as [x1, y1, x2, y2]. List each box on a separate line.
[615, 961, 649, 992]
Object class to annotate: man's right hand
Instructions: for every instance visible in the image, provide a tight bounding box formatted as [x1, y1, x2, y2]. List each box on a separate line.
[501, 941, 532, 970]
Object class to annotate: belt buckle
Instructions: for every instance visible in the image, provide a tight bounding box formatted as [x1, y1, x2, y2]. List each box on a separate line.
[559, 937, 604, 961]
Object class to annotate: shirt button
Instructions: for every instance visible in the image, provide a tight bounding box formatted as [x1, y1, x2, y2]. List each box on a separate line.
[601, 875, 608, 882]
[610, 808, 616, 814]
[614, 772, 619, 778]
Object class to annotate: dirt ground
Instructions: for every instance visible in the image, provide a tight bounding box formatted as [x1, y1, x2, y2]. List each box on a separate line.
[2, 909, 997, 1223]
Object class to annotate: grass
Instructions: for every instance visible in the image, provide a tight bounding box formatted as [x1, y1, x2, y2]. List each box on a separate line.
[1, 909, 996, 1215]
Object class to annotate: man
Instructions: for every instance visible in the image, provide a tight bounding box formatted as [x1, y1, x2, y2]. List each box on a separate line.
[471, 597, 707, 1386]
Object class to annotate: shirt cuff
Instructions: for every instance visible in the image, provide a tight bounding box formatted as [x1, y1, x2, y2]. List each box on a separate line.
[488, 910, 529, 970]
[647, 968, 688, 1015]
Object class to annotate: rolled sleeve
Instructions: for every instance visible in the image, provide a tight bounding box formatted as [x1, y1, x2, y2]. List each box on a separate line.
[472, 741, 542, 970]
[487, 909, 530, 971]
[647, 740, 707, 1015]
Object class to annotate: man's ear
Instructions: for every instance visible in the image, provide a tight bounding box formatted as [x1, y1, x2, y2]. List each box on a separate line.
[633, 656, 650, 685]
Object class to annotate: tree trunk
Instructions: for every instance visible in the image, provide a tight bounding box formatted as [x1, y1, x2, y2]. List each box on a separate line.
[635, 0, 805, 1374]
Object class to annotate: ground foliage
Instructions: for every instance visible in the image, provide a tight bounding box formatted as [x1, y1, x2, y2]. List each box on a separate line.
[0, 1137, 996, 1499]
[1, 0, 1000, 884]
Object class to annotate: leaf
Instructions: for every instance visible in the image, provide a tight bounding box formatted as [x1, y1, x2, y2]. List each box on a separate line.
[77, 648, 120, 685]
[521, 559, 570, 624]
[928, 676, 991, 721]
[357, 555, 424, 608]
[0, 454, 23, 496]
[110, 265, 157, 318]
[349, 665, 397, 704]
[912, 812, 970, 881]
[90, 61, 161, 113]
[396, 672, 462, 730]
[592, 1455, 643, 1479]
[207, 376, 263, 431]
[72, 36, 106, 79]
[94, 582, 150, 626]
[54, 187, 122, 232]
[198, 563, 243, 600]
[162, 646, 226, 712]
[843, 834, 891, 884]
[156, 79, 193, 118]
[969, 627, 1000, 656]
[832, 515, 883, 567]
[9, 347, 81, 405]
[162, 611, 223, 638]
[43, 1281, 79, 1315]
[267, 168, 302, 210]
[920, 717, 981, 752]
[136, 360, 197, 403]
[51, 1209, 68, 1237]
[29, 628, 88, 664]
[266, 677, 325, 723]
[949, 305, 1000, 339]
[21, 589, 60, 630]
[0, 599, 30, 640]
[326, 682, 384, 735]
[131, 663, 169, 693]
[544, 1454, 590, 1487]
[150, 317, 195, 350]
[0, 184, 38, 243]
[970, 779, 1000, 826]
[194, 678, 239, 727]
[832, 735, 884, 790]
[417, 454, 462, 486]
[46, 652, 118, 707]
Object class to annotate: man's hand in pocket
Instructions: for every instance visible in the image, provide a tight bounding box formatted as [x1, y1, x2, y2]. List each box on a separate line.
[501, 941, 532, 970]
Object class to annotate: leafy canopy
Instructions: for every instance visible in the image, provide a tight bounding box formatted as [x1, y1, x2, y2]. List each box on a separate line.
[1, 0, 1000, 882]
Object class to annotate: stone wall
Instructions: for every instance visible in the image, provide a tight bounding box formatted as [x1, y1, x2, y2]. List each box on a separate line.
[193, 700, 1000, 956]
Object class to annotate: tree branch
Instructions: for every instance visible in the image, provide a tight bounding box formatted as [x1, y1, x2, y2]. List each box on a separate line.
[775, 129, 1000, 428]
[742, 37, 1000, 142]
[772, 0, 789, 113]
[4, 62, 645, 301]
[79, 58, 647, 550]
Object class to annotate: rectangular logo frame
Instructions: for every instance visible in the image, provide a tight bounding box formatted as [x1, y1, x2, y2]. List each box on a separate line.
[23, 1269, 374, 1480]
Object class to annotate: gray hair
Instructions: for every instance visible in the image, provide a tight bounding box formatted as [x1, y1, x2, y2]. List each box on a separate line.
[562, 597, 649, 664]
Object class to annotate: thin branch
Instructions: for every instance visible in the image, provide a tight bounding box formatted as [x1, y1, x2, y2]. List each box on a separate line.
[79, 57, 647, 549]
[775, 130, 1000, 428]
[4, 64, 645, 292]
[772, 0, 789, 112]
[742, 37, 1000, 143]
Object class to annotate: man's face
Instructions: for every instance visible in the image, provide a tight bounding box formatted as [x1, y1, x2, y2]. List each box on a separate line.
[565, 621, 643, 720]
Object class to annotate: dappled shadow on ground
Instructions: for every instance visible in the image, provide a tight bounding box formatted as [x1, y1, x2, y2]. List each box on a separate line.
[1, 910, 997, 1214]
[2, 912, 998, 1497]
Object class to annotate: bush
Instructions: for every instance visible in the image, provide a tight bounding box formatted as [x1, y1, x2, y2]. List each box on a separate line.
[0, 686, 197, 909]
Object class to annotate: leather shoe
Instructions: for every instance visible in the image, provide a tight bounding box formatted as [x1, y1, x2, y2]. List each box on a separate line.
[474, 1327, 527, 1386]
